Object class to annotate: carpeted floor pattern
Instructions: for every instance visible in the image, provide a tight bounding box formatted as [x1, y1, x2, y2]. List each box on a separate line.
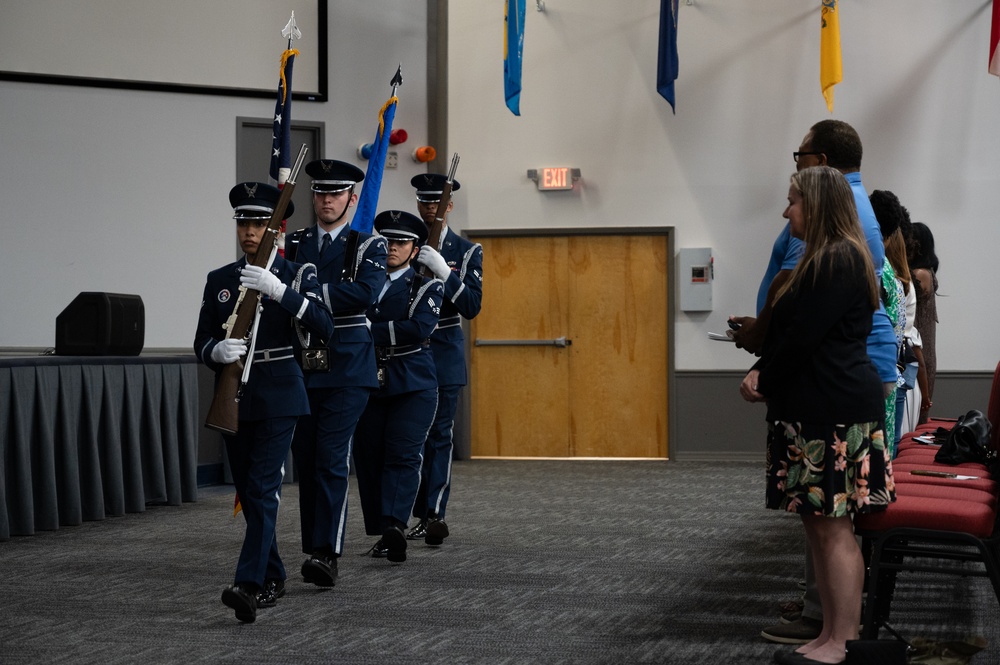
[0, 460, 997, 664]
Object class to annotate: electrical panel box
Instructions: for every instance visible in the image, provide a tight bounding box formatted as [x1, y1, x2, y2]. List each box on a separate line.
[679, 247, 713, 312]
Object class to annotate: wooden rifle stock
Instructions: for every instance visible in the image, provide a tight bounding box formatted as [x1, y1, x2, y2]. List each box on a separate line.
[419, 153, 460, 277]
[204, 144, 308, 434]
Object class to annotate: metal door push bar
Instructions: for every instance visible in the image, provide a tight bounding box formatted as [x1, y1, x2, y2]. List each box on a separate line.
[474, 336, 572, 348]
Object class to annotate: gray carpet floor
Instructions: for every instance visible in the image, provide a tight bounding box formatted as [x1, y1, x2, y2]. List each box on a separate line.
[1, 460, 997, 664]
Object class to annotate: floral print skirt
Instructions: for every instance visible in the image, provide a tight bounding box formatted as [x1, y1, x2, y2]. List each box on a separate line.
[765, 420, 895, 517]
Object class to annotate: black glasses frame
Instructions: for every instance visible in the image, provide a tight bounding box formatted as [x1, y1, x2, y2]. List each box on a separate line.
[793, 151, 823, 163]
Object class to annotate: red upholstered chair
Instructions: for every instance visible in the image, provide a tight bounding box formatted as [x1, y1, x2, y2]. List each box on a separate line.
[853, 360, 1000, 640]
[891, 470, 997, 495]
[856, 495, 996, 537]
[894, 483, 998, 510]
[900, 360, 1000, 452]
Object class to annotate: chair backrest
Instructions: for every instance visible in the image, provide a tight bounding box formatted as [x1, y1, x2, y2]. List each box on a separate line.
[989, 360, 1000, 451]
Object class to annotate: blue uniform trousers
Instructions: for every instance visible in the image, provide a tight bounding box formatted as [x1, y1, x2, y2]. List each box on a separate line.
[354, 388, 438, 536]
[414, 384, 461, 520]
[225, 416, 297, 587]
[291, 386, 371, 556]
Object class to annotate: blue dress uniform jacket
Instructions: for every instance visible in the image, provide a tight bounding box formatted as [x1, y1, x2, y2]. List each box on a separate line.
[412, 227, 482, 525]
[194, 256, 334, 418]
[369, 269, 444, 396]
[194, 256, 333, 590]
[430, 227, 483, 387]
[286, 225, 387, 389]
[285, 224, 387, 560]
[354, 268, 443, 537]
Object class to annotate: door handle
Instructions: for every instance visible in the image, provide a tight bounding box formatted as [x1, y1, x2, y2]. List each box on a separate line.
[474, 336, 572, 348]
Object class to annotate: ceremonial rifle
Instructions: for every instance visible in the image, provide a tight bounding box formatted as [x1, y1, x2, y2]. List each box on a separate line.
[205, 144, 308, 435]
[419, 152, 461, 277]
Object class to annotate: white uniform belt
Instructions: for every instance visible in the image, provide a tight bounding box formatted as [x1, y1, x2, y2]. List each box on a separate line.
[252, 346, 295, 362]
[334, 314, 368, 328]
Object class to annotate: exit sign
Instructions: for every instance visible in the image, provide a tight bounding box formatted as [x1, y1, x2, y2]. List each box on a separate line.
[527, 167, 581, 191]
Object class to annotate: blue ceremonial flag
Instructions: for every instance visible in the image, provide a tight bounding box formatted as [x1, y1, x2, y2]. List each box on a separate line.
[657, 0, 679, 113]
[504, 0, 525, 116]
[269, 48, 298, 187]
[352, 93, 399, 234]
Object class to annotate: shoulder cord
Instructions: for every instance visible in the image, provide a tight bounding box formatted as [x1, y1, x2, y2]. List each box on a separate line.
[408, 277, 442, 320]
[293, 263, 317, 348]
[458, 243, 482, 281]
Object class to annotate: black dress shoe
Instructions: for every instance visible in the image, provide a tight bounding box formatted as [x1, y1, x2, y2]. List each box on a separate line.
[301, 553, 338, 587]
[407, 519, 428, 540]
[370, 539, 389, 558]
[382, 525, 407, 563]
[425, 518, 449, 546]
[256, 578, 286, 608]
[221, 584, 257, 623]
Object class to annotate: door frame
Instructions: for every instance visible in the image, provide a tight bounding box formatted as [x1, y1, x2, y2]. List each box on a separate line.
[236, 117, 325, 256]
[461, 226, 676, 460]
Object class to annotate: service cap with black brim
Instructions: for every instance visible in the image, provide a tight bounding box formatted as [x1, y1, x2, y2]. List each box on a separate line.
[374, 210, 428, 246]
[410, 173, 461, 203]
[229, 181, 294, 220]
[306, 159, 365, 194]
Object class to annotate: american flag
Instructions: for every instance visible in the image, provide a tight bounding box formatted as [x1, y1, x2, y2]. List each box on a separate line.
[270, 47, 298, 257]
[270, 48, 297, 189]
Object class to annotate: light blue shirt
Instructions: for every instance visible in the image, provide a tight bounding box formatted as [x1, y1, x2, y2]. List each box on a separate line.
[847, 171, 897, 383]
[756, 223, 805, 316]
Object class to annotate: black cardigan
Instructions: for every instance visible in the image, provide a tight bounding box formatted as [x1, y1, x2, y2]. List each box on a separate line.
[753, 247, 884, 425]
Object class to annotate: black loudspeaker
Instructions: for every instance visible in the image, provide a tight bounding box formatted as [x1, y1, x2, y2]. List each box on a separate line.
[55, 292, 145, 356]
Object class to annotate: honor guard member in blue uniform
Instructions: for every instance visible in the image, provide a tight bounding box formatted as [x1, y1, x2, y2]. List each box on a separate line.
[407, 174, 484, 546]
[284, 159, 388, 587]
[353, 211, 444, 563]
[195, 183, 334, 623]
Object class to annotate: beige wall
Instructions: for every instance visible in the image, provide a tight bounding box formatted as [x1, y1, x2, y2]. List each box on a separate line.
[1, 1, 998, 373]
[447, 0, 1000, 371]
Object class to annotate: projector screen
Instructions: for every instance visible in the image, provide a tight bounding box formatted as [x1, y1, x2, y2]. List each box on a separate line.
[0, 0, 327, 100]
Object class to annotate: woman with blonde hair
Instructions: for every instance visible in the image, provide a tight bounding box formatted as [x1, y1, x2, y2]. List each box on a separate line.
[741, 166, 894, 665]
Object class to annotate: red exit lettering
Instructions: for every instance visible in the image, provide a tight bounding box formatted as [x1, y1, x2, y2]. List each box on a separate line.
[542, 167, 569, 189]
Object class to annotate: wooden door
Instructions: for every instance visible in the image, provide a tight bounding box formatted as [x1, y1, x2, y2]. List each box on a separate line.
[470, 231, 670, 458]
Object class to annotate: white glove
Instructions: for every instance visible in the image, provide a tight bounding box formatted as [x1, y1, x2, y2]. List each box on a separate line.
[241, 264, 287, 301]
[210, 338, 247, 364]
[416, 246, 451, 281]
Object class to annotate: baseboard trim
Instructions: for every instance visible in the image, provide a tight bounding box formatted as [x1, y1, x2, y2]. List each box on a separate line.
[197, 463, 224, 488]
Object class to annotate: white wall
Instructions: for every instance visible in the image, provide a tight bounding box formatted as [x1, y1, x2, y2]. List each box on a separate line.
[2, 1, 998, 373]
[0, 1, 428, 350]
[448, 0, 1000, 371]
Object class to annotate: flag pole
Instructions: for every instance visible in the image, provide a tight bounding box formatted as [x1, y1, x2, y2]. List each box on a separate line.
[235, 13, 302, 517]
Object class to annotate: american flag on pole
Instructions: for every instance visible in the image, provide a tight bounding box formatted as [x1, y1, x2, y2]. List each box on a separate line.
[235, 15, 301, 519]
[270, 13, 301, 258]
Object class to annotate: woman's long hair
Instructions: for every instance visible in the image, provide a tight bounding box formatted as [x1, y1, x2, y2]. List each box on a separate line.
[774, 166, 879, 309]
[884, 229, 911, 292]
